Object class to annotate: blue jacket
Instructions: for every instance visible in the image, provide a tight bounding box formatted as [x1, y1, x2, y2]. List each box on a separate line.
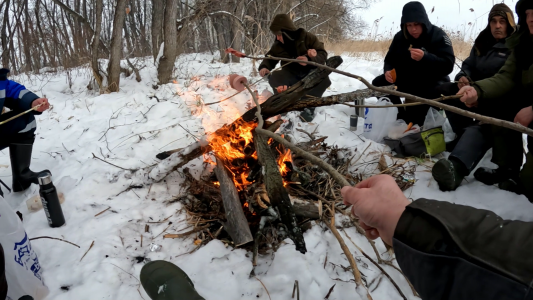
[0, 68, 40, 114]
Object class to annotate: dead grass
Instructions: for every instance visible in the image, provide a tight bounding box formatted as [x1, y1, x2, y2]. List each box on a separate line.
[326, 35, 473, 61]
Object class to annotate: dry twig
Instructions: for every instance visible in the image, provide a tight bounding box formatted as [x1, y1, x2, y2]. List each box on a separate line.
[80, 241, 95, 262]
[30, 236, 80, 248]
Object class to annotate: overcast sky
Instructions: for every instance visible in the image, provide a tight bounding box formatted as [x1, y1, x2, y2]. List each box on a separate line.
[360, 0, 520, 38]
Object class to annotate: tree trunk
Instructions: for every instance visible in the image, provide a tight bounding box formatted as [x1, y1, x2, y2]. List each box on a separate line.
[107, 0, 128, 93]
[1, 0, 11, 67]
[157, 0, 178, 84]
[151, 0, 164, 61]
[91, 0, 104, 90]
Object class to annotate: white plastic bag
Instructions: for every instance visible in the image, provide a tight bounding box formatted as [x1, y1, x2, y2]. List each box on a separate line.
[0, 198, 49, 300]
[423, 108, 446, 131]
[388, 120, 408, 139]
[442, 118, 456, 143]
[363, 98, 398, 143]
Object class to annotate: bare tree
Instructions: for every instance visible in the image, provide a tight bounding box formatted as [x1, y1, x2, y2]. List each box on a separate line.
[107, 0, 128, 92]
[157, 0, 178, 83]
[91, 0, 104, 90]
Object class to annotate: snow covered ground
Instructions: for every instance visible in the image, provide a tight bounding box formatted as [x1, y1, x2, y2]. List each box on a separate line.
[2, 53, 532, 300]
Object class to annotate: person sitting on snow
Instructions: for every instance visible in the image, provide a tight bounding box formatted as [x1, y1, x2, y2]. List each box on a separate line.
[0, 68, 50, 196]
[458, 0, 533, 202]
[431, 3, 528, 192]
[372, 1, 455, 126]
[258, 14, 331, 122]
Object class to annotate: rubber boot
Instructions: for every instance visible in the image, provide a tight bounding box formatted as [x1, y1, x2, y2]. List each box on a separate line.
[9, 138, 50, 192]
[432, 158, 467, 192]
[474, 167, 516, 186]
[140, 260, 205, 300]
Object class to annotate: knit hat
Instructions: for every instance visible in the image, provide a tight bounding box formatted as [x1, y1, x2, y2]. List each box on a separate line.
[269, 14, 298, 35]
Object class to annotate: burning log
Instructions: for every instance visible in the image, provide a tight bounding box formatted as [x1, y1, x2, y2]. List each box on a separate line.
[253, 130, 307, 254]
[214, 157, 254, 246]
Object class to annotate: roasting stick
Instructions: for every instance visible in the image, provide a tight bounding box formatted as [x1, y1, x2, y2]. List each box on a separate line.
[0, 103, 44, 126]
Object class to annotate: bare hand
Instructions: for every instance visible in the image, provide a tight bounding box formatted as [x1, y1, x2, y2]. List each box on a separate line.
[385, 71, 394, 84]
[31, 98, 50, 112]
[307, 49, 317, 58]
[458, 86, 479, 108]
[296, 56, 308, 66]
[342, 175, 410, 246]
[259, 68, 270, 77]
[514, 106, 533, 127]
[410, 49, 424, 61]
[457, 76, 470, 89]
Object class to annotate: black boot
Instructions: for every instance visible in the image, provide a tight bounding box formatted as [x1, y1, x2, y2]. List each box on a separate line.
[474, 167, 514, 186]
[432, 158, 467, 192]
[498, 178, 524, 195]
[9, 138, 50, 192]
[140, 260, 205, 300]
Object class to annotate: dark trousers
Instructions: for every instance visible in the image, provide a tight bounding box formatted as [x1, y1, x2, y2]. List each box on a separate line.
[449, 124, 491, 174]
[372, 74, 432, 126]
[268, 68, 331, 98]
[0, 111, 36, 150]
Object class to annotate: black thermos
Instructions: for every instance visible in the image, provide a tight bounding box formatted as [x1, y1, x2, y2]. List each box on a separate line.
[38, 174, 65, 227]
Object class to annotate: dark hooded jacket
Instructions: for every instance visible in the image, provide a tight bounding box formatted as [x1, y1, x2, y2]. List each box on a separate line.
[455, 3, 516, 82]
[383, 2, 455, 94]
[394, 199, 533, 300]
[258, 14, 328, 77]
[455, 3, 521, 119]
[473, 0, 533, 110]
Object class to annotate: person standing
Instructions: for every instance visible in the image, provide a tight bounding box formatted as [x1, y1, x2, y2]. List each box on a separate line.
[0, 68, 50, 194]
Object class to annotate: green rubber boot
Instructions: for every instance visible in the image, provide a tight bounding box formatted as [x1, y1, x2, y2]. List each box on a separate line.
[140, 261, 205, 300]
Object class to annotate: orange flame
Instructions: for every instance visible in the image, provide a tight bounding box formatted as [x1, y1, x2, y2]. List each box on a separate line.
[207, 118, 257, 191]
[277, 147, 292, 177]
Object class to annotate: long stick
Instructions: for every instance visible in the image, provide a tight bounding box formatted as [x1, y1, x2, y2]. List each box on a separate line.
[0, 103, 44, 126]
[324, 214, 372, 299]
[234, 53, 533, 137]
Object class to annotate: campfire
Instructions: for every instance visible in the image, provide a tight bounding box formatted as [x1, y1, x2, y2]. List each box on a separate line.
[162, 62, 415, 262]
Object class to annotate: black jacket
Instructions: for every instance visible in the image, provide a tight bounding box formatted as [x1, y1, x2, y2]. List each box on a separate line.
[383, 2, 455, 95]
[455, 40, 511, 82]
[258, 29, 328, 78]
[394, 199, 533, 300]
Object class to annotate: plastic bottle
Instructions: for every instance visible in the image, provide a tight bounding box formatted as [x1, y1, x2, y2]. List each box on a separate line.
[38, 174, 65, 228]
[0, 197, 49, 300]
